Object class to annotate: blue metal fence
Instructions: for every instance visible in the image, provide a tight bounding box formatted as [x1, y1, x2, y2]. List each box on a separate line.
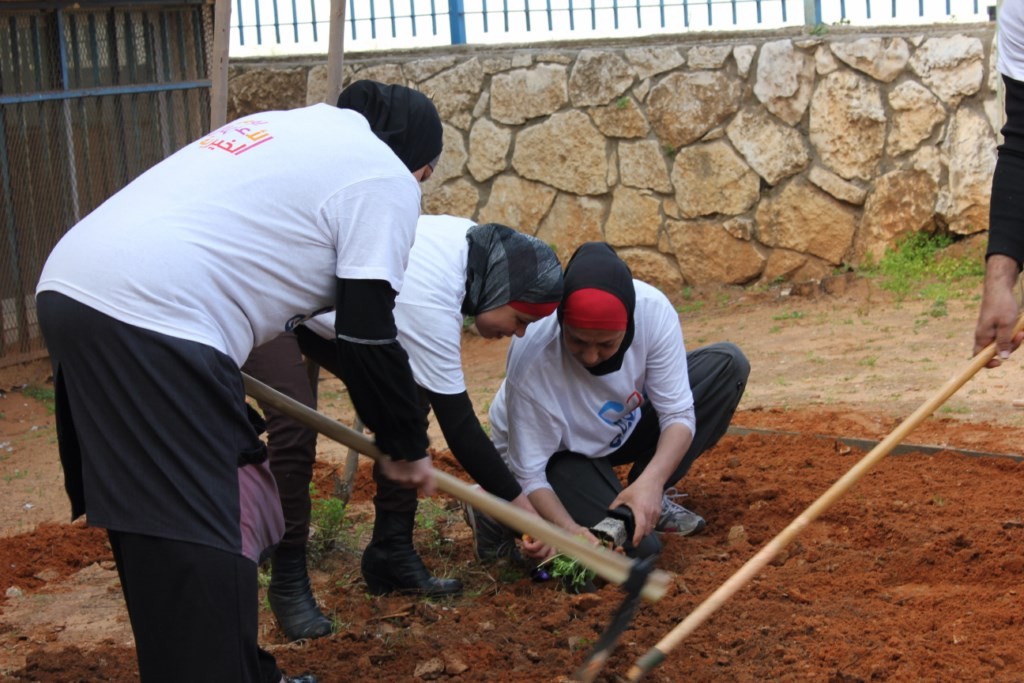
[229, 0, 995, 56]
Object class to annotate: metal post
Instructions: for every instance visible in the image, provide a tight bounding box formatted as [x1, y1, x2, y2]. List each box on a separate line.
[448, 0, 466, 44]
[803, 0, 821, 26]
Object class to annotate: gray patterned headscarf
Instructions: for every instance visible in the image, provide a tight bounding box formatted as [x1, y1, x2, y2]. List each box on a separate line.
[462, 223, 563, 316]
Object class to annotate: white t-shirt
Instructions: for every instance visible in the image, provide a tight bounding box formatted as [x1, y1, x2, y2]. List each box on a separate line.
[489, 280, 696, 496]
[999, 1, 1024, 81]
[37, 104, 421, 366]
[304, 214, 474, 394]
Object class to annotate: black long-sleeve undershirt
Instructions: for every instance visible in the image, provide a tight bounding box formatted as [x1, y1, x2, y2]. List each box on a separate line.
[295, 278, 428, 462]
[423, 389, 522, 502]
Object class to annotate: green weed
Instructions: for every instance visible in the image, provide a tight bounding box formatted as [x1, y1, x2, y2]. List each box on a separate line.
[22, 385, 55, 415]
[860, 232, 984, 301]
[772, 310, 806, 321]
[539, 554, 595, 593]
[307, 483, 350, 567]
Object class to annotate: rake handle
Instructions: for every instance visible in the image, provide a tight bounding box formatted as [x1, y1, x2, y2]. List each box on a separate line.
[626, 316, 1024, 681]
[242, 372, 671, 602]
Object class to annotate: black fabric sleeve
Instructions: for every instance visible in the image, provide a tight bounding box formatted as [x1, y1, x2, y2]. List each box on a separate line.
[988, 74, 1024, 269]
[294, 278, 428, 462]
[426, 389, 522, 502]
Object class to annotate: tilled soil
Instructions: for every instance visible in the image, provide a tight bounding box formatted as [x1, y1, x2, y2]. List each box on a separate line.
[2, 277, 1023, 682]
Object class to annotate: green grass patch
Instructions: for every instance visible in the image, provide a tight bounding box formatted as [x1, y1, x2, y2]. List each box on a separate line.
[22, 384, 56, 415]
[307, 483, 351, 568]
[860, 232, 984, 301]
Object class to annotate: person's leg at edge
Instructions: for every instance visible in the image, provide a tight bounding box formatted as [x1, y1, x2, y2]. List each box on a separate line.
[363, 449, 464, 597]
[243, 334, 332, 641]
[545, 452, 662, 560]
[108, 530, 279, 682]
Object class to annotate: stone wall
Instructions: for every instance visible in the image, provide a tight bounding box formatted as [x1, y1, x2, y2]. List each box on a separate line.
[228, 24, 999, 292]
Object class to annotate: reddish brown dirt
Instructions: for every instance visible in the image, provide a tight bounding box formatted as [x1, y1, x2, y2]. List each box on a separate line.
[2, 278, 1023, 682]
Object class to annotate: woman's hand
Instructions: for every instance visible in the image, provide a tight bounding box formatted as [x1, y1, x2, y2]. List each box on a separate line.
[379, 455, 436, 495]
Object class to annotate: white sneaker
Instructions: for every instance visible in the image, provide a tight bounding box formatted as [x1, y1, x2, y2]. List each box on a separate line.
[655, 487, 706, 536]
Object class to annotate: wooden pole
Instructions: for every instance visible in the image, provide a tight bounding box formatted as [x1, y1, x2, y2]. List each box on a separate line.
[209, 0, 231, 130]
[626, 315, 1024, 681]
[325, 0, 347, 104]
[242, 372, 671, 602]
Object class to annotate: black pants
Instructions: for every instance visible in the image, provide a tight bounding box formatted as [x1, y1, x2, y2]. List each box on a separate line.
[245, 333, 424, 533]
[108, 530, 281, 682]
[244, 333, 320, 548]
[544, 342, 750, 558]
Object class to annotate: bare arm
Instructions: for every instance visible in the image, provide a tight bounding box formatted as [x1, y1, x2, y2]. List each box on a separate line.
[973, 254, 1023, 366]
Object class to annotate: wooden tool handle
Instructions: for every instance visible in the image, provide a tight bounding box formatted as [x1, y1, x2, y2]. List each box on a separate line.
[242, 372, 671, 602]
[626, 315, 1024, 681]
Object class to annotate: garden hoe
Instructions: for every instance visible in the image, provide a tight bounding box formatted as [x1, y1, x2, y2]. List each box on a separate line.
[242, 371, 672, 605]
[624, 316, 1024, 682]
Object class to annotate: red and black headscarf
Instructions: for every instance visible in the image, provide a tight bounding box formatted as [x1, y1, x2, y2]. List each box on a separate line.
[337, 80, 442, 173]
[558, 242, 636, 376]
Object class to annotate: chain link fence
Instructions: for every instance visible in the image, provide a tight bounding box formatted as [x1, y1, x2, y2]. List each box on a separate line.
[1, 1, 214, 365]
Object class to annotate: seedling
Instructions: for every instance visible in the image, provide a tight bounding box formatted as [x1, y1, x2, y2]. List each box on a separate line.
[537, 553, 596, 593]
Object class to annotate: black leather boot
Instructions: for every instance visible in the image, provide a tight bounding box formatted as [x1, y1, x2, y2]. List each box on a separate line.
[361, 509, 463, 597]
[267, 544, 333, 641]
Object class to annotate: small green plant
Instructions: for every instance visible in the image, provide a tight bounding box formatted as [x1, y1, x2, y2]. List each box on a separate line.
[772, 310, 805, 321]
[858, 356, 878, 367]
[861, 232, 984, 301]
[4, 469, 28, 483]
[616, 96, 631, 110]
[307, 483, 350, 567]
[22, 385, 55, 415]
[663, 143, 678, 158]
[809, 22, 829, 35]
[539, 553, 596, 593]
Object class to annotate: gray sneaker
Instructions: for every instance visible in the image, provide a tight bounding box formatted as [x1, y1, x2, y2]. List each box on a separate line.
[655, 487, 706, 536]
[461, 501, 522, 563]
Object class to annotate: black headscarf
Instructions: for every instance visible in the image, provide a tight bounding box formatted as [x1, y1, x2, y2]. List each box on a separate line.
[558, 242, 636, 376]
[337, 80, 442, 173]
[462, 224, 563, 316]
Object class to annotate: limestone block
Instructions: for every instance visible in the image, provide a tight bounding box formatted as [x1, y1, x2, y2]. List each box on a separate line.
[478, 175, 557, 233]
[687, 45, 733, 70]
[760, 248, 808, 284]
[420, 58, 485, 129]
[855, 169, 939, 261]
[815, 45, 839, 75]
[909, 145, 943, 186]
[348, 63, 405, 87]
[723, 216, 755, 241]
[537, 194, 606, 263]
[671, 140, 759, 218]
[888, 81, 946, 156]
[605, 187, 662, 247]
[569, 50, 635, 106]
[807, 165, 868, 206]
[618, 140, 672, 193]
[228, 67, 307, 120]
[726, 107, 810, 186]
[467, 119, 511, 182]
[624, 46, 684, 80]
[665, 219, 766, 285]
[734, 45, 757, 78]
[490, 64, 569, 125]
[809, 70, 886, 181]
[616, 248, 685, 294]
[422, 179, 480, 218]
[536, 52, 572, 64]
[909, 35, 984, 106]
[473, 91, 489, 119]
[754, 40, 816, 126]
[830, 37, 909, 83]
[404, 57, 460, 83]
[648, 71, 742, 148]
[421, 124, 466, 192]
[941, 106, 996, 235]
[306, 64, 328, 105]
[512, 111, 609, 195]
[588, 97, 650, 138]
[755, 177, 857, 264]
[481, 56, 514, 74]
